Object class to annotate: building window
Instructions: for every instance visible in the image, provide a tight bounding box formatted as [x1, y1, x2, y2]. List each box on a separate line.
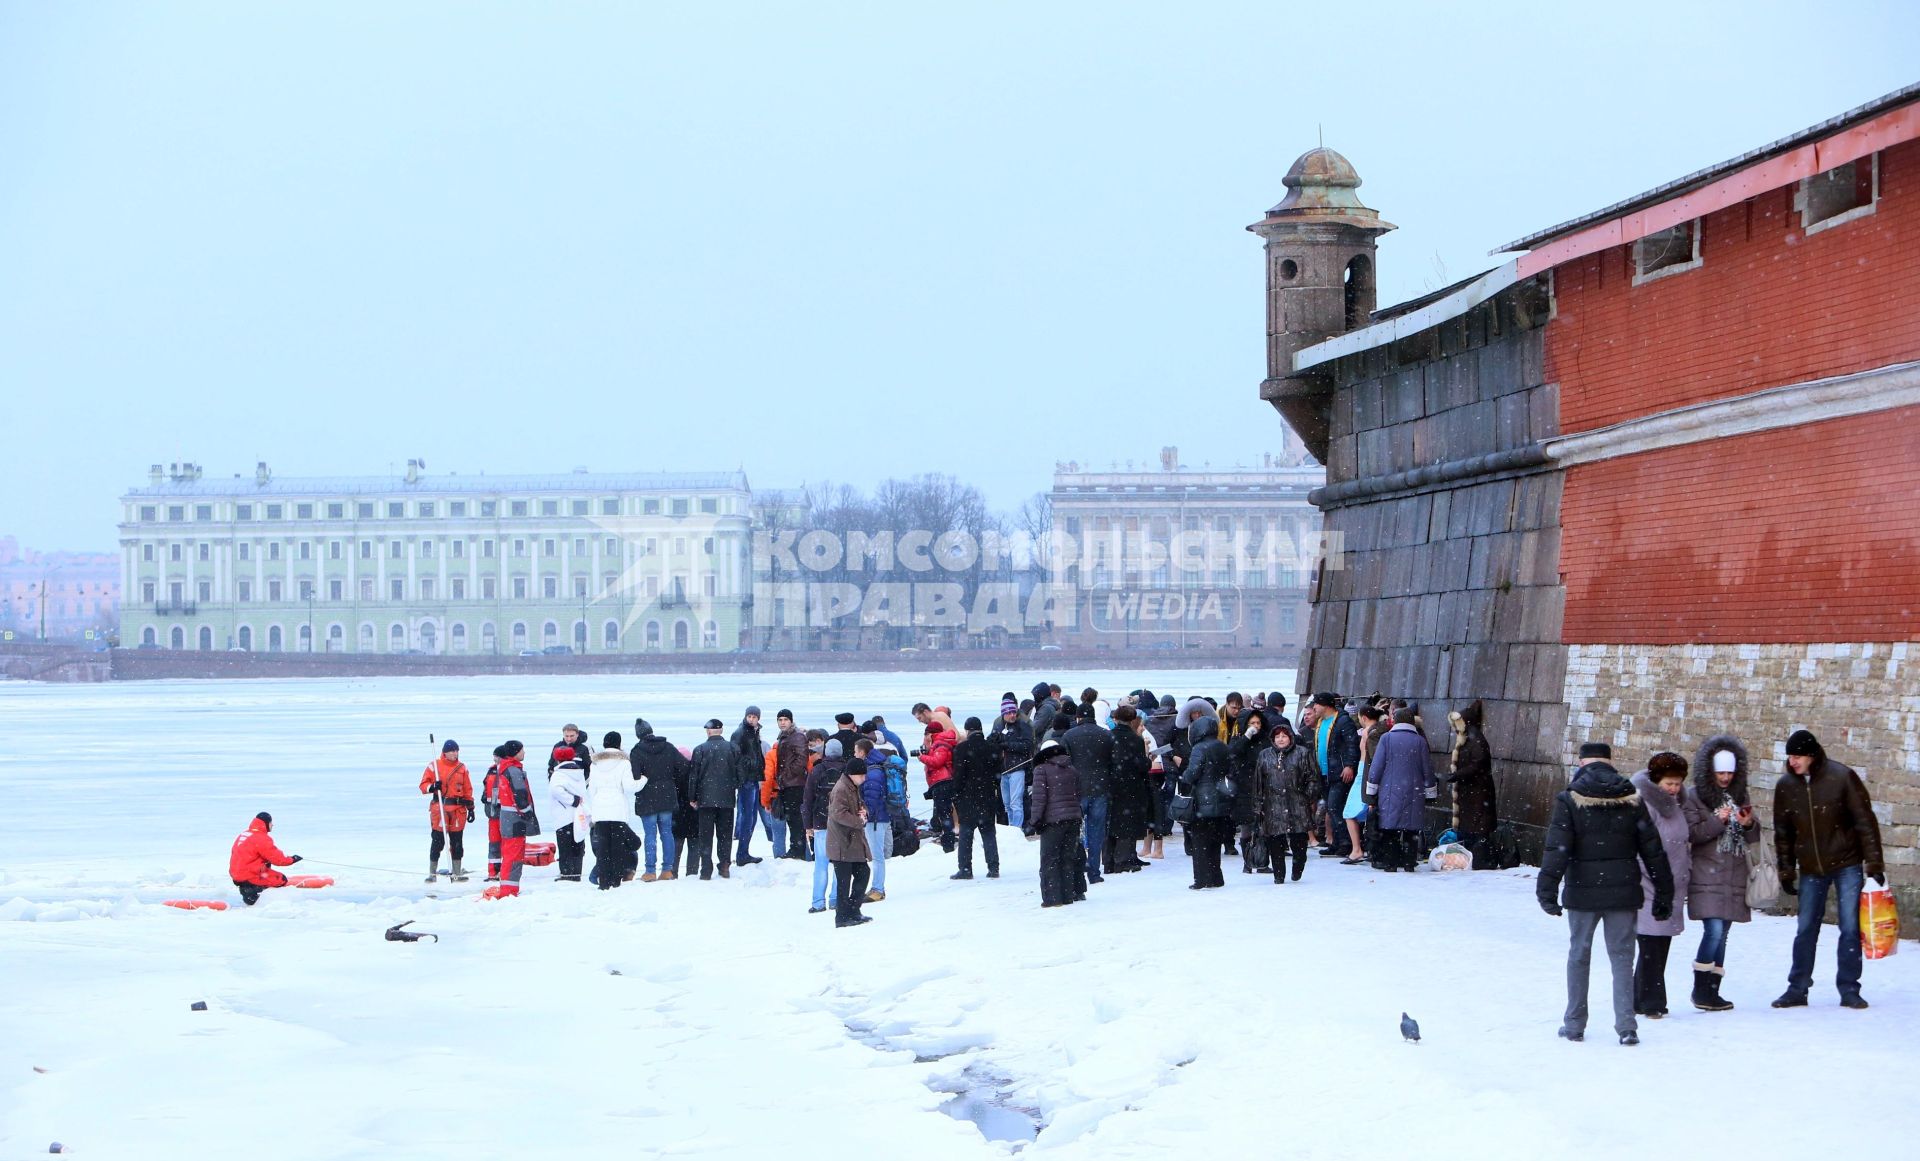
[329, 579, 343, 600]
[701, 620, 718, 648]
[390, 541, 404, 559]
[482, 578, 497, 600]
[142, 581, 156, 603]
[481, 501, 497, 517]
[573, 537, 586, 555]
[327, 623, 344, 651]
[168, 505, 185, 521]
[418, 502, 435, 518]
[601, 499, 619, 516]
[603, 573, 616, 594]
[360, 540, 371, 559]
[481, 623, 496, 653]
[671, 498, 689, 517]
[451, 539, 465, 559]
[391, 579, 404, 600]
[269, 580, 283, 602]
[199, 580, 212, 602]
[143, 544, 155, 562]
[328, 502, 344, 518]
[674, 537, 686, 557]
[482, 539, 495, 558]
[170, 543, 183, 563]
[390, 623, 406, 650]
[361, 578, 375, 600]
[299, 541, 311, 561]
[388, 502, 404, 518]
[450, 501, 467, 517]
[268, 542, 280, 561]
[329, 541, 341, 560]
[605, 537, 619, 555]
[196, 504, 213, 521]
[298, 580, 314, 601]
[451, 623, 467, 652]
[140, 505, 157, 521]
[573, 620, 587, 650]
[643, 499, 660, 515]
[419, 578, 435, 600]
[603, 620, 619, 648]
[673, 620, 690, 649]
[512, 622, 528, 650]
[420, 540, 434, 558]
[700, 497, 718, 515]
[237, 625, 252, 651]
[571, 499, 588, 516]
[542, 500, 559, 517]
[237, 504, 253, 521]
[1800, 154, 1878, 233]
[542, 538, 556, 556]
[451, 577, 465, 600]
[645, 620, 660, 648]
[513, 539, 526, 557]
[574, 576, 588, 598]
[511, 500, 529, 517]
[266, 504, 283, 520]
[1282, 605, 1297, 632]
[704, 574, 717, 597]
[268, 625, 283, 651]
[1632, 220, 1700, 284]
[513, 577, 527, 599]
[543, 577, 558, 599]
[358, 502, 375, 518]
[296, 503, 314, 519]
[238, 580, 253, 606]
[141, 626, 157, 646]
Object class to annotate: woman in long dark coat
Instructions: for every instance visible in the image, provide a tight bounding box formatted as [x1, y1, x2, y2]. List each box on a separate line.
[1447, 699, 1497, 867]
[1363, 710, 1436, 872]
[1226, 709, 1271, 874]
[1106, 705, 1154, 872]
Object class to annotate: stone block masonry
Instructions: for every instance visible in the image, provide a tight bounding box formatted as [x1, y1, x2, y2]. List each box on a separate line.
[1565, 641, 1920, 916]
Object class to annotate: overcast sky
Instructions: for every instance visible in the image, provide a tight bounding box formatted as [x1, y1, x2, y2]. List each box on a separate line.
[2, 1, 1915, 549]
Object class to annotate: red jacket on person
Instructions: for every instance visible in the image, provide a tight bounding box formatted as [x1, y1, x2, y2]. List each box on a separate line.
[920, 725, 958, 786]
[229, 816, 295, 886]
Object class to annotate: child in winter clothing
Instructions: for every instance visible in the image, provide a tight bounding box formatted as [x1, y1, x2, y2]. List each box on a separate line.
[1256, 722, 1321, 883]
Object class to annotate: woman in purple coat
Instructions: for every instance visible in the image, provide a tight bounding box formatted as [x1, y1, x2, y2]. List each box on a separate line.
[1362, 709, 1436, 872]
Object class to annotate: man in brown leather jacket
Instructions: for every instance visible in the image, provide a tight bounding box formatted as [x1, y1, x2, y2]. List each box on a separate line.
[1771, 729, 1884, 1010]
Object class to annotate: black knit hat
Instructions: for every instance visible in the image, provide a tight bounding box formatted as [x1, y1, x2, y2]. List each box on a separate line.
[836, 712, 856, 726]
[1311, 691, 1338, 709]
[777, 708, 794, 721]
[1578, 742, 1612, 760]
[255, 811, 272, 824]
[603, 731, 622, 750]
[503, 740, 524, 757]
[1784, 729, 1821, 757]
[633, 718, 654, 738]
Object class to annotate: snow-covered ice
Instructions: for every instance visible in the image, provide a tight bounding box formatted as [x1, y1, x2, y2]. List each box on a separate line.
[2, 672, 1916, 1159]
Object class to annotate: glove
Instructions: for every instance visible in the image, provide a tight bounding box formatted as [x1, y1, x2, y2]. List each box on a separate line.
[1652, 902, 1672, 922]
[1869, 866, 1886, 887]
[289, 855, 303, 864]
[431, 781, 443, 795]
[1779, 872, 1797, 896]
[1540, 899, 1563, 917]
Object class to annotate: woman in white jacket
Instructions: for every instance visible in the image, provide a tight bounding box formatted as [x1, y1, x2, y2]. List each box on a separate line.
[587, 732, 640, 889]
[549, 748, 591, 883]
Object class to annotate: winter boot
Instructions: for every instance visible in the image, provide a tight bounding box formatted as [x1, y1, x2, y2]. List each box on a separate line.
[426, 866, 439, 884]
[1692, 964, 1733, 1012]
[449, 860, 468, 883]
[718, 862, 731, 879]
[1292, 851, 1307, 881]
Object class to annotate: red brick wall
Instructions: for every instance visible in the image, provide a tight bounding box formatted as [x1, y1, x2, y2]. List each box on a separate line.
[1560, 406, 1920, 644]
[1547, 139, 1920, 434]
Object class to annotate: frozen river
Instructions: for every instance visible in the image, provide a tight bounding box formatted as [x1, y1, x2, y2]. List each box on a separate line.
[3, 668, 1915, 1160]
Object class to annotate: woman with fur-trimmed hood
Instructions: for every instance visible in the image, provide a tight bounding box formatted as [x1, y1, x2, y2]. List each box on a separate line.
[1680, 734, 1760, 1012]
[1447, 700, 1496, 865]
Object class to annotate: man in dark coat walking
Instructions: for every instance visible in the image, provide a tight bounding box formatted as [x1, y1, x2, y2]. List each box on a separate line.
[1771, 729, 1884, 1009]
[1537, 742, 1675, 1045]
[950, 717, 1000, 879]
[1062, 706, 1115, 884]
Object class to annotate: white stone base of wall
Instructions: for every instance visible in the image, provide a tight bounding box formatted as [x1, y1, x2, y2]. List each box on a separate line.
[1565, 641, 1920, 910]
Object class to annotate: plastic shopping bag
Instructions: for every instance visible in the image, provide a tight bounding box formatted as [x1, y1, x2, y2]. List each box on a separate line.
[1861, 881, 1900, 960]
[1427, 841, 1473, 872]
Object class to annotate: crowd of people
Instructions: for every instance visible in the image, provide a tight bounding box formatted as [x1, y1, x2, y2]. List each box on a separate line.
[221, 679, 1890, 1039]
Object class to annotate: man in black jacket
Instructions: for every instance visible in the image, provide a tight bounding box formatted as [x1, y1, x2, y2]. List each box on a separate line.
[730, 707, 765, 866]
[1062, 704, 1115, 884]
[1772, 729, 1885, 1009]
[689, 719, 738, 880]
[1537, 742, 1675, 1045]
[630, 719, 690, 881]
[1308, 693, 1360, 857]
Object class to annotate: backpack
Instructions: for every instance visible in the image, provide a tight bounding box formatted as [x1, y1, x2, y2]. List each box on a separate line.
[884, 755, 908, 813]
[891, 813, 921, 857]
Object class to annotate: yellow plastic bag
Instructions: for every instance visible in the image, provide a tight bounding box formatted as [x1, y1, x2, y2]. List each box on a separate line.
[1861, 881, 1900, 960]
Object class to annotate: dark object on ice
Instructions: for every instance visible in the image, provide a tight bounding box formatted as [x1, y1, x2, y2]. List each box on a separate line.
[190, 1001, 208, 1011]
[1400, 1012, 1420, 1042]
[50, 1145, 68, 1154]
[1619, 1031, 1639, 1046]
[384, 921, 438, 943]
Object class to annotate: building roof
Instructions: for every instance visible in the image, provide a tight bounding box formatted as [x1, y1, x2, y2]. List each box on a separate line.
[1496, 82, 1920, 254]
[125, 470, 751, 500]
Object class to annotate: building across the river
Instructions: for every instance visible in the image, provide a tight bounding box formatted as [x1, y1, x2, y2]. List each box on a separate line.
[118, 461, 754, 655]
[0, 537, 119, 644]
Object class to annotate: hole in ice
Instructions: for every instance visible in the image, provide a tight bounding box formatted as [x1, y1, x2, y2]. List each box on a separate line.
[939, 1089, 1040, 1144]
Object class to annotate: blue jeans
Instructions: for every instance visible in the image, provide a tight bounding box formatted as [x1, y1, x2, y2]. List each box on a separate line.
[734, 783, 761, 859]
[866, 819, 892, 892]
[811, 828, 837, 909]
[639, 811, 675, 874]
[1081, 794, 1110, 879]
[763, 803, 787, 860]
[1695, 917, 1732, 967]
[1001, 769, 1026, 830]
[1789, 863, 1864, 997]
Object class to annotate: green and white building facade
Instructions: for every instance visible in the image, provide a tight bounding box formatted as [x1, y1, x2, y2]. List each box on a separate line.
[120, 462, 755, 655]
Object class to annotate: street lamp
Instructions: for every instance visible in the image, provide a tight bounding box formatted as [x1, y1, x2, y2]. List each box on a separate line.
[38, 563, 65, 642]
[305, 591, 315, 653]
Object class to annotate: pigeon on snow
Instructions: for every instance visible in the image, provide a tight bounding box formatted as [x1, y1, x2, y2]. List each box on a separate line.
[1400, 1013, 1420, 1043]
